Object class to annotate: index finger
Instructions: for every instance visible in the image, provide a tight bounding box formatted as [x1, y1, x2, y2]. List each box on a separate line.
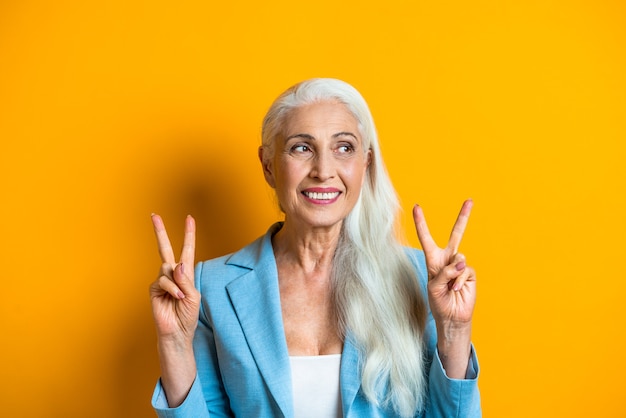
[413, 204, 438, 254]
[447, 199, 473, 254]
[151, 214, 176, 264]
[180, 215, 196, 267]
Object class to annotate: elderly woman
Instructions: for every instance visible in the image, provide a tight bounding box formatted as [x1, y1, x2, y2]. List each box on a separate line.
[150, 78, 481, 417]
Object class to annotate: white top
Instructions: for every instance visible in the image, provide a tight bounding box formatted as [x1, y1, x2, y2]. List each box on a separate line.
[289, 354, 342, 418]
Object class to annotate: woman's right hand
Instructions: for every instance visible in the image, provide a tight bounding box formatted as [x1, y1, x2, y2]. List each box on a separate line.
[150, 214, 200, 347]
[150, 214, 200, 406]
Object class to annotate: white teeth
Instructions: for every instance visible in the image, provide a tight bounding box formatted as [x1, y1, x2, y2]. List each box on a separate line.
[304, 191, 340, 200]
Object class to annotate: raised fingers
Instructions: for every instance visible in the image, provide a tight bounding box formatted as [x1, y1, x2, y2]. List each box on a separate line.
[152, 214, 176, 265]
[180, 215, 196, 269]
[413, 204, 437, 255]
[447, 199, 473, 254]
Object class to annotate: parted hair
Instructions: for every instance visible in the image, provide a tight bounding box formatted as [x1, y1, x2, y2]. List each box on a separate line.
[261, 78, 428, 417]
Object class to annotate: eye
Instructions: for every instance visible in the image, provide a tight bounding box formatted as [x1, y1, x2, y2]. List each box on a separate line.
[336, 143, 355, 154]
[290, 143, 312, 154]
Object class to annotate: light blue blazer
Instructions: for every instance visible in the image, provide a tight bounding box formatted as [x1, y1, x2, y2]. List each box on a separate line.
[152, 223, 481, 417]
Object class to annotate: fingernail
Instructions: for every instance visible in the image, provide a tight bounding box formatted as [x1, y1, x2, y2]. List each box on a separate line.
[455, 261, 466, 271]
[177, 291, 185, 299]
[453, 284, 461, 292]
[179, 263, 185, 274]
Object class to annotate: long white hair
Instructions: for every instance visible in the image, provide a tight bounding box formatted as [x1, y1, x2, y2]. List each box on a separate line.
[261, 78, 428, 416]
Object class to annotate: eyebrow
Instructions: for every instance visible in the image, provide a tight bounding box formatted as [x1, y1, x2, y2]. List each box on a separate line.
[333, 131, 358, 140]
[285, 133, 315, 141]
[285, 132, 358, 141]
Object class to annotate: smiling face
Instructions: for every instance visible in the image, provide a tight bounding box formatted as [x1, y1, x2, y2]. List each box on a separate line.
[260, 100, 371, 231]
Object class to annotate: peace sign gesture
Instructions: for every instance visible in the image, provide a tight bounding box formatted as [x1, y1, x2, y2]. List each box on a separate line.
[413, 199, 476, 328]
[413, 200, 476, 378]
[149, 214, 200, 344]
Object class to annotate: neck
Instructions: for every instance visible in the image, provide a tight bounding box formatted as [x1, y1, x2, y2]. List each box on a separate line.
[272, 220, 342, 276]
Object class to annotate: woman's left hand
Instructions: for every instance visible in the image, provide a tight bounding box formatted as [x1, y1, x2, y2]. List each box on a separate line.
[413, 199, 476, 377]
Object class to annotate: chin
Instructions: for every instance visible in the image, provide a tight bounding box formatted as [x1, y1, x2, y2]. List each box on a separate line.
[288, 212, 346, 231]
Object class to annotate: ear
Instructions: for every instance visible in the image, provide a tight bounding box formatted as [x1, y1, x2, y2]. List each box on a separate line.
[258, 146, 276, 188]
[366, 148, 372, 168]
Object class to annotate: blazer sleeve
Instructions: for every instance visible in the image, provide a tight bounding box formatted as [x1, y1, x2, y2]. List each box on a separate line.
[151, 261, 232, 418]
[424, 346, 481, 417]
[152, 374, 210, 418]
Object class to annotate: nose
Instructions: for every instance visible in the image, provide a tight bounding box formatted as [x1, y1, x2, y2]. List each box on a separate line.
[309, 149, 335, 181]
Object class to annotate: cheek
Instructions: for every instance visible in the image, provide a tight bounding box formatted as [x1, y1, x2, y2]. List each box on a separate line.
[275, 160, 306, 193]
[346, 160, 369, 186]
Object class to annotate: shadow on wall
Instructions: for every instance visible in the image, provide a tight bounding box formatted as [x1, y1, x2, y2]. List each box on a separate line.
[110, 134, 274, 417]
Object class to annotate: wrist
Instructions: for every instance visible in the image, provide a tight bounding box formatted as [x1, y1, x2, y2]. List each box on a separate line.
[157, 333, 193, 353]
[437, 321, 471, 352]
[157, 340, 197, 407]
[436, 320, 472, 341]
[436, 323, 472, 379]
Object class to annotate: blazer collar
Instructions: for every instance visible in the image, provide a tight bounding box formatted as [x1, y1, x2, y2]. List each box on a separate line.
[225, 222, 283, 270]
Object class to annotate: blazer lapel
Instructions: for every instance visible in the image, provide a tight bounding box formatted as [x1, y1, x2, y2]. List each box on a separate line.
[340, 336, 362, 416]
[225, 224, 293, 418]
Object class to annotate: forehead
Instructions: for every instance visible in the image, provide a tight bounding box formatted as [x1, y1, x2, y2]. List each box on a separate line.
[282, 101, 360, 137]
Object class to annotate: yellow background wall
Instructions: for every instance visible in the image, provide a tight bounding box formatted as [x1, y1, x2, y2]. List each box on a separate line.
[1, 1, 624, 417]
